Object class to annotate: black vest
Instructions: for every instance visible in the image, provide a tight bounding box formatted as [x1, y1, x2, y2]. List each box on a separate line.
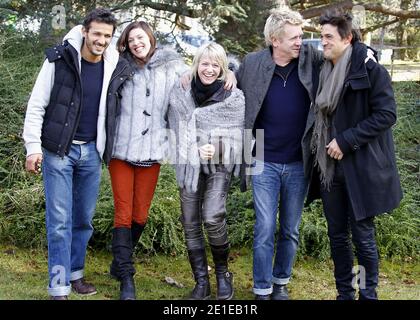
[41, 40, 82, 157]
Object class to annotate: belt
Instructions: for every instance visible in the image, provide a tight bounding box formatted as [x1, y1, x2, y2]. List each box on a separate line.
[72, 140, 87, 145]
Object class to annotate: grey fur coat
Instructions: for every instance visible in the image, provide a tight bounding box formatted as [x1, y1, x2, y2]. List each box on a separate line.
[112, 47, 187, 162]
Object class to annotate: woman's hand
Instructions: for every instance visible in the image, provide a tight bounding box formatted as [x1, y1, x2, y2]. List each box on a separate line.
[198, 144, 216, 160]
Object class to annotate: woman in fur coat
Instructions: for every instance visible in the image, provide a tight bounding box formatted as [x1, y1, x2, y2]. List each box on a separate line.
[167, 42, 245, 300]
[105, 21, 188, 300]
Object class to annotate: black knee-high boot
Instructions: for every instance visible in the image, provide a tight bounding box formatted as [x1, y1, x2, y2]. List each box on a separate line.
[210, 243, 233, 300]
[110, 223, 145, 279]
[131, 222, 145, 249]
[110, 227, 136, 300]
[187, 248, 211, 300]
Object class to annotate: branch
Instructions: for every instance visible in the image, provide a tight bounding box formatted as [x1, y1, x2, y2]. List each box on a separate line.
[361, 17, 401, 34]
[363, 3, 420, 19]
[110, 0, 201, 18]
[300, 0, 353, 19]
[304, 17, 403, 35]
[300, 1, 420, 19]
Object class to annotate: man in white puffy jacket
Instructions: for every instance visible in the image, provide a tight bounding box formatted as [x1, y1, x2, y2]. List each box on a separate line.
[22, 8, 119, 300]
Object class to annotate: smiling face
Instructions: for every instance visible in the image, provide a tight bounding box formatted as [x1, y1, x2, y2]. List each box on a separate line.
[272, 23, 303, 61]
[128, 27, 152, 60]
[321, 23, 352, 65]
[81, 21, 114, 62]
[197, 55, 221, 85]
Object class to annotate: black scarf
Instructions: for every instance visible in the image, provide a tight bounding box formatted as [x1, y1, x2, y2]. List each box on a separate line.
[191, 76, 223, 107]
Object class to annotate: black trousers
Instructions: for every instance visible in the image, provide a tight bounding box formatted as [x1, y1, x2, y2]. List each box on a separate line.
[320, 162, 379, 300]
[179, 167, 231, 250]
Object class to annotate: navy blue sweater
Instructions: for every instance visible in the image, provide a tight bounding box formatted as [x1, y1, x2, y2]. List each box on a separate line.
[74, 58, 104, 142]
[254, 60, 310, 164]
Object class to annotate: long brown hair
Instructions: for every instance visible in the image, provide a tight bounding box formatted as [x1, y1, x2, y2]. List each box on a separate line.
[117, 21, 157, 67]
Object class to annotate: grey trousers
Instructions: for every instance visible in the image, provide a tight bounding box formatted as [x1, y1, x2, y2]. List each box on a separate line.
[179, 167, 231, 250]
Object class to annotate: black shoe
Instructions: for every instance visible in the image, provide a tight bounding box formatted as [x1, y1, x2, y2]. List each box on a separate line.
[271, 284, 288, 300]
[337, 293, 355, 300]
[216, 271, 234, 300]
[120, 276, 136, 300]
[189, 277, 211, 300]
[50, 295, 68, 300]
[255, 294, 271, 300]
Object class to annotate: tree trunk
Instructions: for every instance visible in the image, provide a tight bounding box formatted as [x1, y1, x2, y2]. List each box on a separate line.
[395, 0, 410, 59]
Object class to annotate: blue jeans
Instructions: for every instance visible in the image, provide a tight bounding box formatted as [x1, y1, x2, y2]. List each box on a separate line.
[42, 142, 101, 296]
[251, 159, 308, 295]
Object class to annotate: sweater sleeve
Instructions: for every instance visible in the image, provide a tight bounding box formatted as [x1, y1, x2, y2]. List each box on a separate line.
[23, 59, 55, 156]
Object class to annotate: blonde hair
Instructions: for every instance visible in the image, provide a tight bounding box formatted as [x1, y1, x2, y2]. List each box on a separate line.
[263, 8, 304, 46]
[191, 42, 228, 81]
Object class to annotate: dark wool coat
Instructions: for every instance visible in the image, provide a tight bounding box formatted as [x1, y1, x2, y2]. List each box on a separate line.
[309, 41, 403, 221]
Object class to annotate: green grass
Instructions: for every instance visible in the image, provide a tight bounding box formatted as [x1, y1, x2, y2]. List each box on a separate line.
[0, 244, 418, 300]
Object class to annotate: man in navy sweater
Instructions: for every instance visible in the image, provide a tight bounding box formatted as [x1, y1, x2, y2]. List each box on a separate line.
[237, 8, 323, 300]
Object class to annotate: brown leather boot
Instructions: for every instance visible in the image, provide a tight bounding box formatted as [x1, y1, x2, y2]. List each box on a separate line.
[70, 278, 97, 295]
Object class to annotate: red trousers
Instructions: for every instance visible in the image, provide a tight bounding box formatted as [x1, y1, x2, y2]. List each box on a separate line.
[109, 159, 160, 228]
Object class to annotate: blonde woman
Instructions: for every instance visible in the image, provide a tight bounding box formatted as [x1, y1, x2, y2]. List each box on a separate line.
[168, 42, 245, 300]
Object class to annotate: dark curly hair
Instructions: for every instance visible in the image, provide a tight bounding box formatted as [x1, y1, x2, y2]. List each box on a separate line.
[82, 7, 117, 34]
[319, 9, 361, 43]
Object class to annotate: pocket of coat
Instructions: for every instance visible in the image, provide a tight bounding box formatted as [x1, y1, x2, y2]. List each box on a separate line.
[368, 140, 391, 169]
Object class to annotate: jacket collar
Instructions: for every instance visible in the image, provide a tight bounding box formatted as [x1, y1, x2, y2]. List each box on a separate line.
[346, 41, 371, 90]
[262, 47, 276, 69]
[62, 25, 119, 71]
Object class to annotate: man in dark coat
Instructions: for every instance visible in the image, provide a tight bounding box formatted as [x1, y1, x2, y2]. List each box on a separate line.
[310, 9, 403, 300]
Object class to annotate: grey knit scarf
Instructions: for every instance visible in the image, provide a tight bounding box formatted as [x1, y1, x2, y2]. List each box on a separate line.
[167, 83, 245, 193]
[311, 45, 352, 190]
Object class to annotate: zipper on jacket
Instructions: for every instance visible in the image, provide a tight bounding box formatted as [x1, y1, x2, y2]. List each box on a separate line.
[63, 52, 84, 156]
[277, 67, 294, 88]
[67, 74, 84, 155]
[109, 64, 130, 84]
